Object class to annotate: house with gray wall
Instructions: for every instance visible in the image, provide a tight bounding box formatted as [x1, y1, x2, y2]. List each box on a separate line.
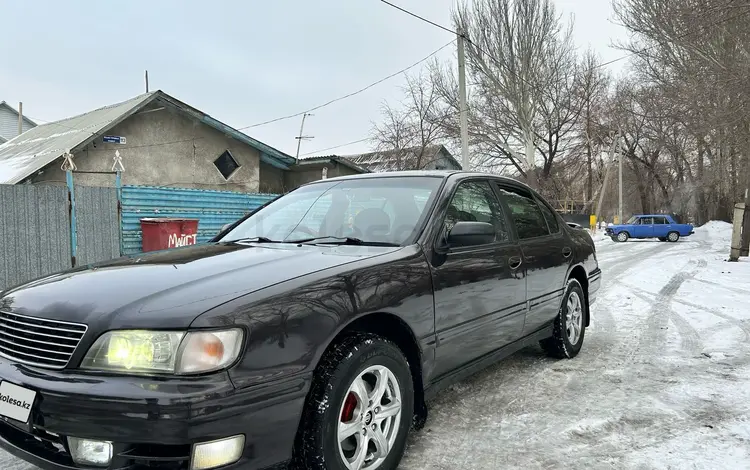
[0, 101, 36, 144]
[341, 144, 462, 172]
[0, 91, 365, 193]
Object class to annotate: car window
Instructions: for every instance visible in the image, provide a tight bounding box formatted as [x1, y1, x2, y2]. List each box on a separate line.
[535, 198, 560, 233]
[443, 180, 510, 243]
[495, 185, 550, 239]
[633, 218, 642, 225]
[641, 217, 654, 225]
[653, 216, 667, 224]
[220, 176, 443, 245]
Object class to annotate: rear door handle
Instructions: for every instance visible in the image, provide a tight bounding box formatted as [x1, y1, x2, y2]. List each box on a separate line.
[562, 247, 572, 258]
[508, 256, 522, 269]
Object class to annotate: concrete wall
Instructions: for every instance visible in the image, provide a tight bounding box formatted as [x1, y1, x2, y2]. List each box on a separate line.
[284, 162, 361, 190]
[31, 107, 262, 192]
[259, 162, 285, 193]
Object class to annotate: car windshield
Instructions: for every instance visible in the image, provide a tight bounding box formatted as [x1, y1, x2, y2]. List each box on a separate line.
[219, 176, 443, 245]
[626, 215, 638, 224]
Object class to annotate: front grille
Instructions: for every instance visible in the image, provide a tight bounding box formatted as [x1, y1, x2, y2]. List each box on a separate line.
[0, 311, 87, 369]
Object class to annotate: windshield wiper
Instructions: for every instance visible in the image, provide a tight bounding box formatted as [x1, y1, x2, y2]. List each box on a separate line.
[287, 236, 399, 247]
[228, 237, 283, 244]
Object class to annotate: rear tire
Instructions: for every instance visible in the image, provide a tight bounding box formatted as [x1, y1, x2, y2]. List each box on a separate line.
[667, 231, 680, 242]
[616, 231, 629, 242]
[293, 333, 414, 470]
[541, 279, 587, 359]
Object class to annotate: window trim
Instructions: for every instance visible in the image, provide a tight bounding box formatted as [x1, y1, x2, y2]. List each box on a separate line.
[532, 194, 562, 235]
[491, 180, 555, 242]
[213, 149, 241, 180]
[432, 177, 516, 253]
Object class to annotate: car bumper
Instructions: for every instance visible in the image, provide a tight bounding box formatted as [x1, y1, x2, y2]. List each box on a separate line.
[0, 357, 310, 470]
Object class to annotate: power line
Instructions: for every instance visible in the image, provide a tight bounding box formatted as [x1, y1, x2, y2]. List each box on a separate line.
[299, 138, 372, 157]
[379, 0, 460, 36]
[378, 0, 750, 79]
[299, 109, 466, 158]
[237, 40, 455, 130]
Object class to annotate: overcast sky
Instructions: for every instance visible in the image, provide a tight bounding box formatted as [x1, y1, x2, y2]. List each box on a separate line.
[0, 0, 629, 158]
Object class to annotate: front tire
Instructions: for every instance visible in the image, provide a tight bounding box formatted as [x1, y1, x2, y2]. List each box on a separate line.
[294, 333, 414, 470]
[667, 231, 680, 242]
[541, 279, 587, 359]
[616, 231, 629, 242]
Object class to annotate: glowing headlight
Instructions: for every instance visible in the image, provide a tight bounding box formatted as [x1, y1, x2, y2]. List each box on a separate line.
[81, 329, 243, 375]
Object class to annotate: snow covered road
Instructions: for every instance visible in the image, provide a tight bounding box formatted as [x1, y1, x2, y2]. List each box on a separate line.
[400, 222, 750, 469]
[2, 223, 749, 469]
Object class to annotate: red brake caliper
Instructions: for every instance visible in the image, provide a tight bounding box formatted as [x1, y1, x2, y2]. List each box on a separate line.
[341, 392, 357, 422]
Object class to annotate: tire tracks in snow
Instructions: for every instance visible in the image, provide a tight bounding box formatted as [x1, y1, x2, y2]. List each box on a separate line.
[633, 258, 708, 360]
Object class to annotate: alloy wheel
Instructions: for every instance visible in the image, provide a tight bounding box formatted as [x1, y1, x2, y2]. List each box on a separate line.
[566, 291, 584, 345]
[668, 232, 679, 242]
[337, 365, 403, 470]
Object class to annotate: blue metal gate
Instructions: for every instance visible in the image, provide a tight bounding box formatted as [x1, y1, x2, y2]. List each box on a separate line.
[120, 185, 277, 255]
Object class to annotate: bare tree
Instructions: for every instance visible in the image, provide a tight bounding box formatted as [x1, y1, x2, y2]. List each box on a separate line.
[371, 71, 450, 170]
[449, 0, 577, 187]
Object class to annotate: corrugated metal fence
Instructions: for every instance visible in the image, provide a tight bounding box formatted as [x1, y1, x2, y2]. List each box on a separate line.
[1, 183, 279, 290]
[121, 185, 277, 255]
[0, 184, 120, 291]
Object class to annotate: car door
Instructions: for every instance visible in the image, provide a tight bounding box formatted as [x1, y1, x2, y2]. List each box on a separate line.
[430, 179, 526, 378]
[493, 183, 571, 336]
[652, 216, 669, 238]
[635, 216, 654, 238]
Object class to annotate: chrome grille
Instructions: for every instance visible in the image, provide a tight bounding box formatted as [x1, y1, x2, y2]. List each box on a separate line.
[0, 311, 87, 369]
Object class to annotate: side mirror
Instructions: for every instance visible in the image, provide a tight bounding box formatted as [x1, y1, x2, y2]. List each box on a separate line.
[447, 221, 495, 247]
[219, 223, 232, 235]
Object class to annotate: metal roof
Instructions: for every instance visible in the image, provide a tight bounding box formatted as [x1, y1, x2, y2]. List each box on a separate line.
[0, 91, 295, 184]
[294, 155, 370, 174]
[340, 145, 462, 172]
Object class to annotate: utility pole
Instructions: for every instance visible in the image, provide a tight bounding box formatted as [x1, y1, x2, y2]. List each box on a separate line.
[145, 70, 149, 93]
[457, 30, 470, 171]
[295, 113, 314, 162]
[618, 130, 623, 224]
[595, 131, 620, 225]
[17, 102, 23, 136]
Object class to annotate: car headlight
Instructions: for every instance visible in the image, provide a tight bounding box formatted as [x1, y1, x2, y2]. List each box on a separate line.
[80, 329, 244, 375]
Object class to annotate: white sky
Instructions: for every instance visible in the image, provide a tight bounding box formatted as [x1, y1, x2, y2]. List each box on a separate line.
[0, 0, 629, 158]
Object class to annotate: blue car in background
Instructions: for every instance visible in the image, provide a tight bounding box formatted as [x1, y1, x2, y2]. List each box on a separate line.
[605, 214, 694, 242]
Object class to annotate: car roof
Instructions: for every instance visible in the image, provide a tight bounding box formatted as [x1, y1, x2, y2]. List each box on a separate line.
[301, 170, 530, 189]
[635, 214, 670, 217]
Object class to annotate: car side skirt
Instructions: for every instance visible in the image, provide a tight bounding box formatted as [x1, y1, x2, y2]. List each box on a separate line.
[423, 323, 554, 401]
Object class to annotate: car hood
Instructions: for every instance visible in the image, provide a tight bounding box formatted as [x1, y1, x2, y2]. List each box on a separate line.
[0, 242, 400, 330]
[607, 224, 630, 230]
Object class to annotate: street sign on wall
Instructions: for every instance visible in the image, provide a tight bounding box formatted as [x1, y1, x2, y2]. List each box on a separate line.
[103, 135, 127, 144]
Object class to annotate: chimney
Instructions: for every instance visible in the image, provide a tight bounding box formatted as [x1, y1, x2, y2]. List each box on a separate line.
[18, 102, 23, 136]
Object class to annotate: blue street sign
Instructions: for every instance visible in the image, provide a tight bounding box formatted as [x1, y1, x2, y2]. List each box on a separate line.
[103, 135, 126, 144]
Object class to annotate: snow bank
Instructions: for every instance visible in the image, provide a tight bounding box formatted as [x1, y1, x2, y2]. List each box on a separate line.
[696, 220, 732, 236]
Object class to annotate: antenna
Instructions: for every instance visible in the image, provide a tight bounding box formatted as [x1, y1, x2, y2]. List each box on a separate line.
[295, 113, 315, 162]
[145, 70, 149, 93]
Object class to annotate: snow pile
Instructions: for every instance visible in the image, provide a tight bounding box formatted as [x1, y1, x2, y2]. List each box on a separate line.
[694, 220, 732, 252]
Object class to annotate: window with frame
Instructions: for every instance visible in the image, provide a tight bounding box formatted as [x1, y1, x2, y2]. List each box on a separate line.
[536, 198, 560, 233]
[214, 150, 240, 180]
[653, 216, 667, 224]
[443, 180, 510, 243]
[496, 185, 550, 239]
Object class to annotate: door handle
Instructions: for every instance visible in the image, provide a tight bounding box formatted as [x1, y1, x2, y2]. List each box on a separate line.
[508, 256, 522, 269]
[562, 247, 572, 258]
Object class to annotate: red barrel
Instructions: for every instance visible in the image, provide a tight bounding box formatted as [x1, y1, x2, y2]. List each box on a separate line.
[140, 218, 199, 252]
